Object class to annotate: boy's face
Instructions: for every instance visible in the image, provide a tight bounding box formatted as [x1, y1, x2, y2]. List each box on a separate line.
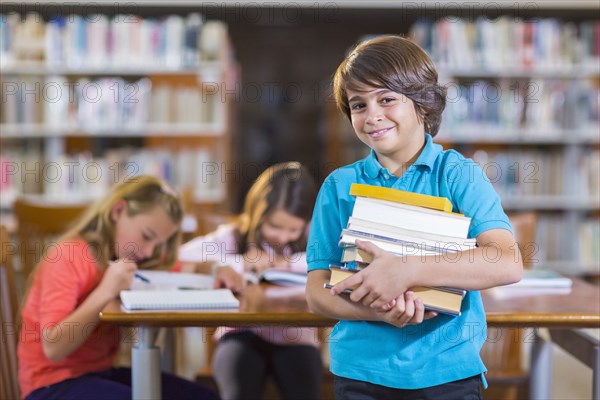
[347, 84, 425, 168]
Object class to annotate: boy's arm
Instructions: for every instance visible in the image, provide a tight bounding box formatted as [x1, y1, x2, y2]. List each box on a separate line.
[306, 269, 434, 327]
[306, 269, 376, 320]
[332, 228, 523, 310]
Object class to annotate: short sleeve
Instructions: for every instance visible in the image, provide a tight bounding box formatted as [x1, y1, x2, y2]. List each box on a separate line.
[37, 240, 99, 327]
[307, 175, 347, 271]
[441, 154, 512, 238]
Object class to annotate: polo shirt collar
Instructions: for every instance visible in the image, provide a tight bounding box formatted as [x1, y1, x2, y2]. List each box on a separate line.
[413, 133, 441, 170]
[363, 134, 440, 179]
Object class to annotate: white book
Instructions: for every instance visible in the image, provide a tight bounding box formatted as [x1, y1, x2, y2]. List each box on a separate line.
[120, 288, 239, 310]
[165, 15, 184, 69]
[245, 269, 307, 286]
[352, 197, 471, 238]
[87, 15, 108, 68]
[504, 269, 573, 289]
[339, 230, 447, 257]
[347, 217, 477, 251]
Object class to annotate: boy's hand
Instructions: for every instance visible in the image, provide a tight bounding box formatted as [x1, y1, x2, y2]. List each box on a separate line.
[98, 258, 137, 299]
[214, 266, 246, 293]
[331, 240, 417, 309]
[375, 292, 438, 328]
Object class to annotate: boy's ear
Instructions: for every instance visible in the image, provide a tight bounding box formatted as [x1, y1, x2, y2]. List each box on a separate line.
[110, 199, 127, 222]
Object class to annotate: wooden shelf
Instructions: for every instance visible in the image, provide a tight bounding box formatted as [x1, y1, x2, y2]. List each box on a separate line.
[7, 0, 600, 8]
[0, 61, 223, 77]
[437, 130, 600, 145]
[502, 196, 600, 211]
[0, 123, 226, 138]
[438, 65, 600, 80]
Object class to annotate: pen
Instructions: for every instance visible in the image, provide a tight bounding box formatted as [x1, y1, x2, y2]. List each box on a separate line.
[134, 272, 151, 284]
[177, 286, 208, 290]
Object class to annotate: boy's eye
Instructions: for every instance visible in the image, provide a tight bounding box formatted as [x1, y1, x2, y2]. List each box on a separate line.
[142, 233, 151, 241]
[381, 97, 395, 104]
[350, 103, 364, 111]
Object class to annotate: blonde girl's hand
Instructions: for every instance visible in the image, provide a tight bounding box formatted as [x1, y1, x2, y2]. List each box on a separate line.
[214, 266, 246, 293]
[97, 258, 137, 300]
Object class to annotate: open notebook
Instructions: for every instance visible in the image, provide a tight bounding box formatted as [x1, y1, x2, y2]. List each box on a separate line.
[120, 289, 240, 310]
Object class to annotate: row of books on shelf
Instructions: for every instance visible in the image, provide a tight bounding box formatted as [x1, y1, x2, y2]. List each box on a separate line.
[537, 215, 599, 270]
[329, 145, 600, 202]
[410, 18, 600, 71]
[440, 80, 599, 135]
[0, 147, 226, 207]
[468, 148, 600, 200]
[0, 12, 227, 69]
[0, 76, 218, 128]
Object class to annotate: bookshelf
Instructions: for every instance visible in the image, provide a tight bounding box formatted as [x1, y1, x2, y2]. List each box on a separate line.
[0, 6, 239, 219]
[324, 15, 599, 275]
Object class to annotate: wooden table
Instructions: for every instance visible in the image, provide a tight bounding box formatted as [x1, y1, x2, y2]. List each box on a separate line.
[482, 277, 600, 399]
[101, 279, 600, 400]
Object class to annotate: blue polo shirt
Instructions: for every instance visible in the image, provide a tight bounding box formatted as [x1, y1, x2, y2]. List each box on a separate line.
[307, 134, 512, 389]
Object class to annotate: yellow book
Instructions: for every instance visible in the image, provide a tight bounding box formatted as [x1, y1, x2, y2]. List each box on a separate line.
[325, 265, 466, 316]
[350, 183, 453, 213]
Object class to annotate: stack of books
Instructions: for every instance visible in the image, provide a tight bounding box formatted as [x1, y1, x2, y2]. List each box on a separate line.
[326, 184, 475, 316]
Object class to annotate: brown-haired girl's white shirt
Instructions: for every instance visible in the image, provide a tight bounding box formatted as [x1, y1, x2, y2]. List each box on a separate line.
[179, 224, 318, 346]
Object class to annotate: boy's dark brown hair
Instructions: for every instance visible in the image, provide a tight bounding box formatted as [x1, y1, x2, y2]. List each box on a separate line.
[333, 35, 447, 137]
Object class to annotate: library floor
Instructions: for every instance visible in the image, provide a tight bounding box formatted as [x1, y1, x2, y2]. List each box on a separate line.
[548, 343, 593, 400]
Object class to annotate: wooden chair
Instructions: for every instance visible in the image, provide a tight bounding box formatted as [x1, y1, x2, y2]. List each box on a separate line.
[481, 212, 537, 399]
[1, 225, 20, 400]
[13, 197, 88, 280]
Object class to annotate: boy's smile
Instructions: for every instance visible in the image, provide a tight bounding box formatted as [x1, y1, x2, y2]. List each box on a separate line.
[347, 85, 426, 175]
[366, 126, 394, 139]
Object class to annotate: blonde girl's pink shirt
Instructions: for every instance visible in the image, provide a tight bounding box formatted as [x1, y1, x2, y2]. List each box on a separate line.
[18, 239, 120, 398]
[179, 224, 318, 346]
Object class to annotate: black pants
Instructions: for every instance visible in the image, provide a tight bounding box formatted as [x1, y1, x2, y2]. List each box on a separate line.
[334, 374, 482, 400]
[212, 331, 323, 400]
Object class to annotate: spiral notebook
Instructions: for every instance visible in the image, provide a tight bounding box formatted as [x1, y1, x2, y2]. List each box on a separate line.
[120, 289, 240, 310]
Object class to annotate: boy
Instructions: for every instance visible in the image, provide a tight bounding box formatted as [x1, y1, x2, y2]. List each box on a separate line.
[306, 35, 523, 399]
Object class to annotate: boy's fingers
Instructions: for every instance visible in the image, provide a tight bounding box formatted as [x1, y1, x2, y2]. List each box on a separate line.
[355, 240, 384, 257]
[370, 295, 394, 310]
[411, 297, 425, 324]
[330, 271, 363, 295]
[399, 292, 415, 325]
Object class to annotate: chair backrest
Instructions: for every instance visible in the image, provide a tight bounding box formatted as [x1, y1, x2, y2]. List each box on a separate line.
[509, 211, 538, 268]
[197, 212, 237, 236]
[480, 212, 538, 381]
[0, 225, 19, 320]
[1, 224, 20, 400]
[13, 197, 88, 280]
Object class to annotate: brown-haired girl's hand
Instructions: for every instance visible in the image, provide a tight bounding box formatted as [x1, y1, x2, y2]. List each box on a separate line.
[242, 245, 275, 274]
[97, 259, 137, 300]
[214, 266, 246, 293]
